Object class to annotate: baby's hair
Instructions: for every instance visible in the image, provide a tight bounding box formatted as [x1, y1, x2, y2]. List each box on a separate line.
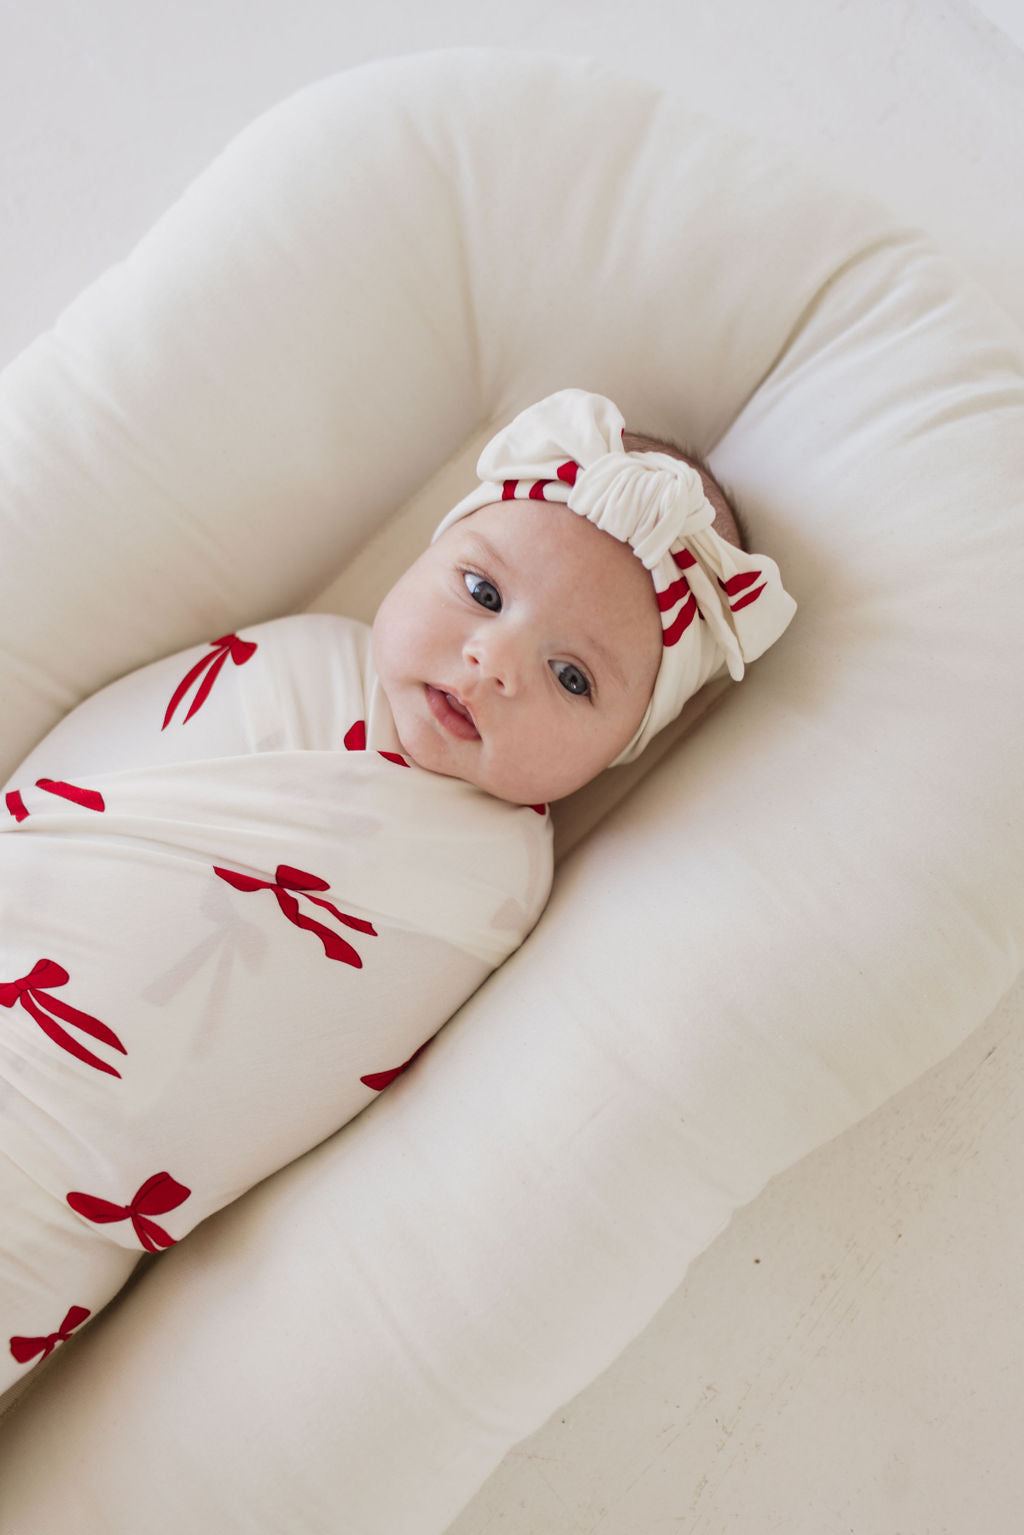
[622, 431, 747, 551]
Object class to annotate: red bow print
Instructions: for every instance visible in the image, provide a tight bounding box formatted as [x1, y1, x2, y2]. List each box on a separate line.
[213, 863, 377, 967]
[66, 1172, 191, 1252]
[0, 959, 127, 1077]
[5, 779, 106, 822]
[343, 718, 408, 766]
[9, 1304, 91, 1365]
[162, 633, 257, 729]
[360, 1036, 434, 1092]
[3, 790, 25, 822]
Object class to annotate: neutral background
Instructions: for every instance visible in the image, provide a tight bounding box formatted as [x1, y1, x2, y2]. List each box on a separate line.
[3, 3, 1023, 1531]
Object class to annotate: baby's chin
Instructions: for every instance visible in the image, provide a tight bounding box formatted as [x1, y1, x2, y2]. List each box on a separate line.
[408, 747, 549, 806]
[399, 728, 558, 806]
[439, 756, 603, 808]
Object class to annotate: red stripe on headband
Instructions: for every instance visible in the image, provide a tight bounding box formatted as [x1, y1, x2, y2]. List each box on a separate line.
[718, 570, 761, 596]
[662, 592, 699, 646]
[673, 549, 698, 570]
[729, 582, 766, 613]
[656, 574, 691, 612]
[502, 473, 576, 501]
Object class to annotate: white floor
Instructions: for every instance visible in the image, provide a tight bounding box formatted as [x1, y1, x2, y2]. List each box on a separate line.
[3, 4, 1024, 1531]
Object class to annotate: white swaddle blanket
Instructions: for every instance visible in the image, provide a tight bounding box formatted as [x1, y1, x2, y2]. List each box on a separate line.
[1, 614, 552, 1388]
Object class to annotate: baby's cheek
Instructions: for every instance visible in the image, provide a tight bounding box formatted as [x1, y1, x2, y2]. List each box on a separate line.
[371, 594, 412, 686]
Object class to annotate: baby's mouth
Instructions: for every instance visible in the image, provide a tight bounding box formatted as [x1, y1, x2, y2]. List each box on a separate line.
[424, 684, 480, 740]
[446, 692, 473, 722]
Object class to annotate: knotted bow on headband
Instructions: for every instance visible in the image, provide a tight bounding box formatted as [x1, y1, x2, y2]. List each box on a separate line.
[432, 389, 797, 765]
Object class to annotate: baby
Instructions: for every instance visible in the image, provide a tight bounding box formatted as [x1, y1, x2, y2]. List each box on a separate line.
[0, 389, 794, 1397]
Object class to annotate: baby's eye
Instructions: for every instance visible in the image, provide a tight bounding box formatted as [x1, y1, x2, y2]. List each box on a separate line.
[551, 660, 591, 697]
[463, 572, 501, 611]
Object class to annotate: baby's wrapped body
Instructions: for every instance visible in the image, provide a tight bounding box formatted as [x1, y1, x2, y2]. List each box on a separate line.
[0, 614, 553, 1393]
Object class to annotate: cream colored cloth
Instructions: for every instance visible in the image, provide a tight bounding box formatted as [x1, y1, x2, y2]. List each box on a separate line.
[0, 613, 552, 1392]
[434, 390, 798, 763]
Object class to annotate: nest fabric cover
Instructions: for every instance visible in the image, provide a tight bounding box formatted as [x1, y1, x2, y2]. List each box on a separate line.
[0, 46, 1022, 1535]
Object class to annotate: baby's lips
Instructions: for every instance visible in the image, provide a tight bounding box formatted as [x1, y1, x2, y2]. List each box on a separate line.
[444, 691, 476, 727]
[425, 684, 480, 740]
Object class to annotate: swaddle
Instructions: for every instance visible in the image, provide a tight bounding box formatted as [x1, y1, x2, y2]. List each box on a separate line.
[1, 613, 552, 1391]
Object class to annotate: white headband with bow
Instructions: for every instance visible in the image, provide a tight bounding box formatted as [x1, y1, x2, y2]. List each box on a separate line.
[432, 389, 797, 766]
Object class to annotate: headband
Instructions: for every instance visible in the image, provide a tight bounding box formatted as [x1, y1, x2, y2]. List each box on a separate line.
[432, 389, 797, 766]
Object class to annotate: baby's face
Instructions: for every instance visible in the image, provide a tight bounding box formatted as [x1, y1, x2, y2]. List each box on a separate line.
[372, 500, 662, 804]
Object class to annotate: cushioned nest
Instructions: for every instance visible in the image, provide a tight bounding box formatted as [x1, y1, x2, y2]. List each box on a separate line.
[0, 47, 1021, 1535]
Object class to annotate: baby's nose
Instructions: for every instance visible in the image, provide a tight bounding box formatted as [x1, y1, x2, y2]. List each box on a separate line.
[464, 628, 522, 694]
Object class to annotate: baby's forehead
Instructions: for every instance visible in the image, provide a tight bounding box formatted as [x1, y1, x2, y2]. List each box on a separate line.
[460, 500, 660, 628]
[459, 497, 637, 569]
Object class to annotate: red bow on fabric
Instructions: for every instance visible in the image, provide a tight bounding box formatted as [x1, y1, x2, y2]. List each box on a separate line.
[360, 1036, 434, 1092]
[66, 1172, 191, 1252]
[9, 1304, 91, 1365]
[0, 958, 127, 1077]
[213, 862, 377, 967]
[5, 778, 106, 822]
[162, 633, 258, 730]
[343, 718, 408, 766]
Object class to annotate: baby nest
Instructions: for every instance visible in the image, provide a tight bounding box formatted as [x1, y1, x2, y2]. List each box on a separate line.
[0, 46, 1022, 1535]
